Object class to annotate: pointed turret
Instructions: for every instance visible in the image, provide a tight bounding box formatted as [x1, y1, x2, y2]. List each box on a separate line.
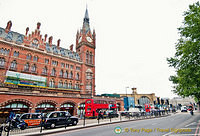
[82, 7, 90, 34]
[84, 7, 89, 23]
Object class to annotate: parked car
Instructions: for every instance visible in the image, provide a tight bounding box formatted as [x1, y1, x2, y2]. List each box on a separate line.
[107, 110, 119, 118]
[181, 106, 187, 112]
[43, 111, 78, 129]
[20, 113, 41, 127]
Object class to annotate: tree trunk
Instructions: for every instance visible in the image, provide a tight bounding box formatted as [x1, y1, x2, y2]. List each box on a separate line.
[198, 100, 200, 112]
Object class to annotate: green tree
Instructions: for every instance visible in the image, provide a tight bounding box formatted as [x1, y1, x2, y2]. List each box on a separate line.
[167, 2, 200, 110]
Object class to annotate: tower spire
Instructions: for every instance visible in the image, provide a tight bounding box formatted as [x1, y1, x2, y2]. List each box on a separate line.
[82, 6, 90, 34]
[84, 6, 89, 24]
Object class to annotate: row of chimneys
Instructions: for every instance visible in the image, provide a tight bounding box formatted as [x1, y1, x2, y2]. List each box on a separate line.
[4, 21, 74, 51]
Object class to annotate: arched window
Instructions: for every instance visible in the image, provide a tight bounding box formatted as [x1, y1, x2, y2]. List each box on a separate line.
[5, 103, 28, 109]
[51, 68, 56, 76]
[42, 66, 47, 75]
[64, 71, 68, 78]
[86, 82, 92, 90]
[75, 82, 80, 90]
[33, 56, 38, 62]
[89, 52, 93, 64]
[10, 60, 17, 70]
[58, 81, 63, 88]
[49, 79, 55, 88]
[138, 96, 150, 105]
[26, 54, 32, 60]
[0, 58, 5, 67]
[24, 63, 29, 71]
[13, 51, 19, 57]
[6, 49, 10, 56]
[76, 73, 79, 80]
[37, 103, 54, 108]
[64, 81, 68, 89]
[86, 51, 89, 64]
[69, 71, 73, 79]
[0, 48, 4, 54]
[69, 81, 72, 89]
[31, 64, 37, 72]
[59, 70, 63, 77]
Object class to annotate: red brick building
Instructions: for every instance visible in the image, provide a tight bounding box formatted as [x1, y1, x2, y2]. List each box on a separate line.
[0, 8, 123, 121]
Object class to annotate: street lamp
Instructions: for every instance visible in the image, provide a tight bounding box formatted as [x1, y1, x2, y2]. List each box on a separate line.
[125, 87, 129, 111]
[125, 87, 129, 97]
[86, 69, 93, 98]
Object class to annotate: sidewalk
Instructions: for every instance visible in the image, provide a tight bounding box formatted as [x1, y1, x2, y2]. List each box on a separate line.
[5, 113, 171, 136]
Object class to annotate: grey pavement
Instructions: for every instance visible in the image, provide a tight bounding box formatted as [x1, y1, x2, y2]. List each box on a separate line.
[48, 112, 200, 136]
[3, 112, 171, 136]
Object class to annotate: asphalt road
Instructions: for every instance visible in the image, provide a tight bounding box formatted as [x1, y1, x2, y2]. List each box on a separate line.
[48, 112, 200, 136]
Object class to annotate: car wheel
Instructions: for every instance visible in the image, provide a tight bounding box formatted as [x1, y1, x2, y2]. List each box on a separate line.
[50, 123, 56, 128]
[21, 124, 27, 130]
[72, 120, 77, 126]
[4, 126, 9, 132]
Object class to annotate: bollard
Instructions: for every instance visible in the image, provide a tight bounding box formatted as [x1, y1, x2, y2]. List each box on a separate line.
[0, 125, 3, 136]
[40, 118, 43, 133]
[83, 114, 86, 127]
[65, 117, 67, 129]
[120, 113, 121, 121]
[97, 115, 100, 124]
[7, 121, 11, 136]
[110, 117, 111, 122]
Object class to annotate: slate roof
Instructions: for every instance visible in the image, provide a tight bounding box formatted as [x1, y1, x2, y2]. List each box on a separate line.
[0, 27, 81, 62]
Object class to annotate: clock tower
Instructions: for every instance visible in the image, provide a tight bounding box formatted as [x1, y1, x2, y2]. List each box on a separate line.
[76, 7, 96, 96]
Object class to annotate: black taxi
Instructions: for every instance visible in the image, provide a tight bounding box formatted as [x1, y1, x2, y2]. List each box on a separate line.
[43, 111, 78, 129]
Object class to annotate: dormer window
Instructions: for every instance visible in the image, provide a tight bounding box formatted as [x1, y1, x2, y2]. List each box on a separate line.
[32, 38, 39, 48]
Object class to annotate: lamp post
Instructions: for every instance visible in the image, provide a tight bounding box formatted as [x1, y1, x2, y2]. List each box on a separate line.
[126, 87, 129, 97]
[86, 69, 93, 98]
[125, 87, 129, 111]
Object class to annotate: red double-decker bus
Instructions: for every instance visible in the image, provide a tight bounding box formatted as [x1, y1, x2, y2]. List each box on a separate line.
[85, 99, 117, 118]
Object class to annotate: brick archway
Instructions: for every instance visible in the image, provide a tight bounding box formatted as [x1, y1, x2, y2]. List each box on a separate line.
[36, 100, 58, 107]
[35, 100, 58, 113]
[60, 100, 77, 107]
[60, 100, 77, 115]
[0, 99, 33, 108]
[139, 96, 152, 101]
[77, 101, 85, 106]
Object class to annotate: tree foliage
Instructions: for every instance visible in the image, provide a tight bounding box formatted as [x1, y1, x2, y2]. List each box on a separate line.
[167, 2, 200, 102]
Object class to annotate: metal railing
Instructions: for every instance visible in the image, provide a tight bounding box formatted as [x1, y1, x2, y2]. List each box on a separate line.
[0, 110, 171, 136]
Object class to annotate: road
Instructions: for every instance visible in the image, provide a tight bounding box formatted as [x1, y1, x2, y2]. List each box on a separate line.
[48, 112, 200, 136]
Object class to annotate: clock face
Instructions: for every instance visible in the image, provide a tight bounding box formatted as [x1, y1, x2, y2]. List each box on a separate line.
[86, 36, 93, 42]
[78, 36, 82, 43]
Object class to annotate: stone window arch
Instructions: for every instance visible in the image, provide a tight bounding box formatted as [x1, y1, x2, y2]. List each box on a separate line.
[0, 57, 5, 67]
[31, 64, 37, 72]
[49, 79, 55, 88]
[26, 53, 32, 60]
[10, 60, 17, 70]
[86, 51, 89, 64]
[24, 63, 29, 71]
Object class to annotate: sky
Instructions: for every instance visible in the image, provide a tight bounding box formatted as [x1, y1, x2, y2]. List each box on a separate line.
[0, 0, 199, 99]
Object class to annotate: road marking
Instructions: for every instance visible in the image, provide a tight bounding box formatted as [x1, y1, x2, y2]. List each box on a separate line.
[162, 131, 172, 136]
[185, 122, 196, 127]
[168, 134, 200, 135]
[194, 120, 200, 136]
